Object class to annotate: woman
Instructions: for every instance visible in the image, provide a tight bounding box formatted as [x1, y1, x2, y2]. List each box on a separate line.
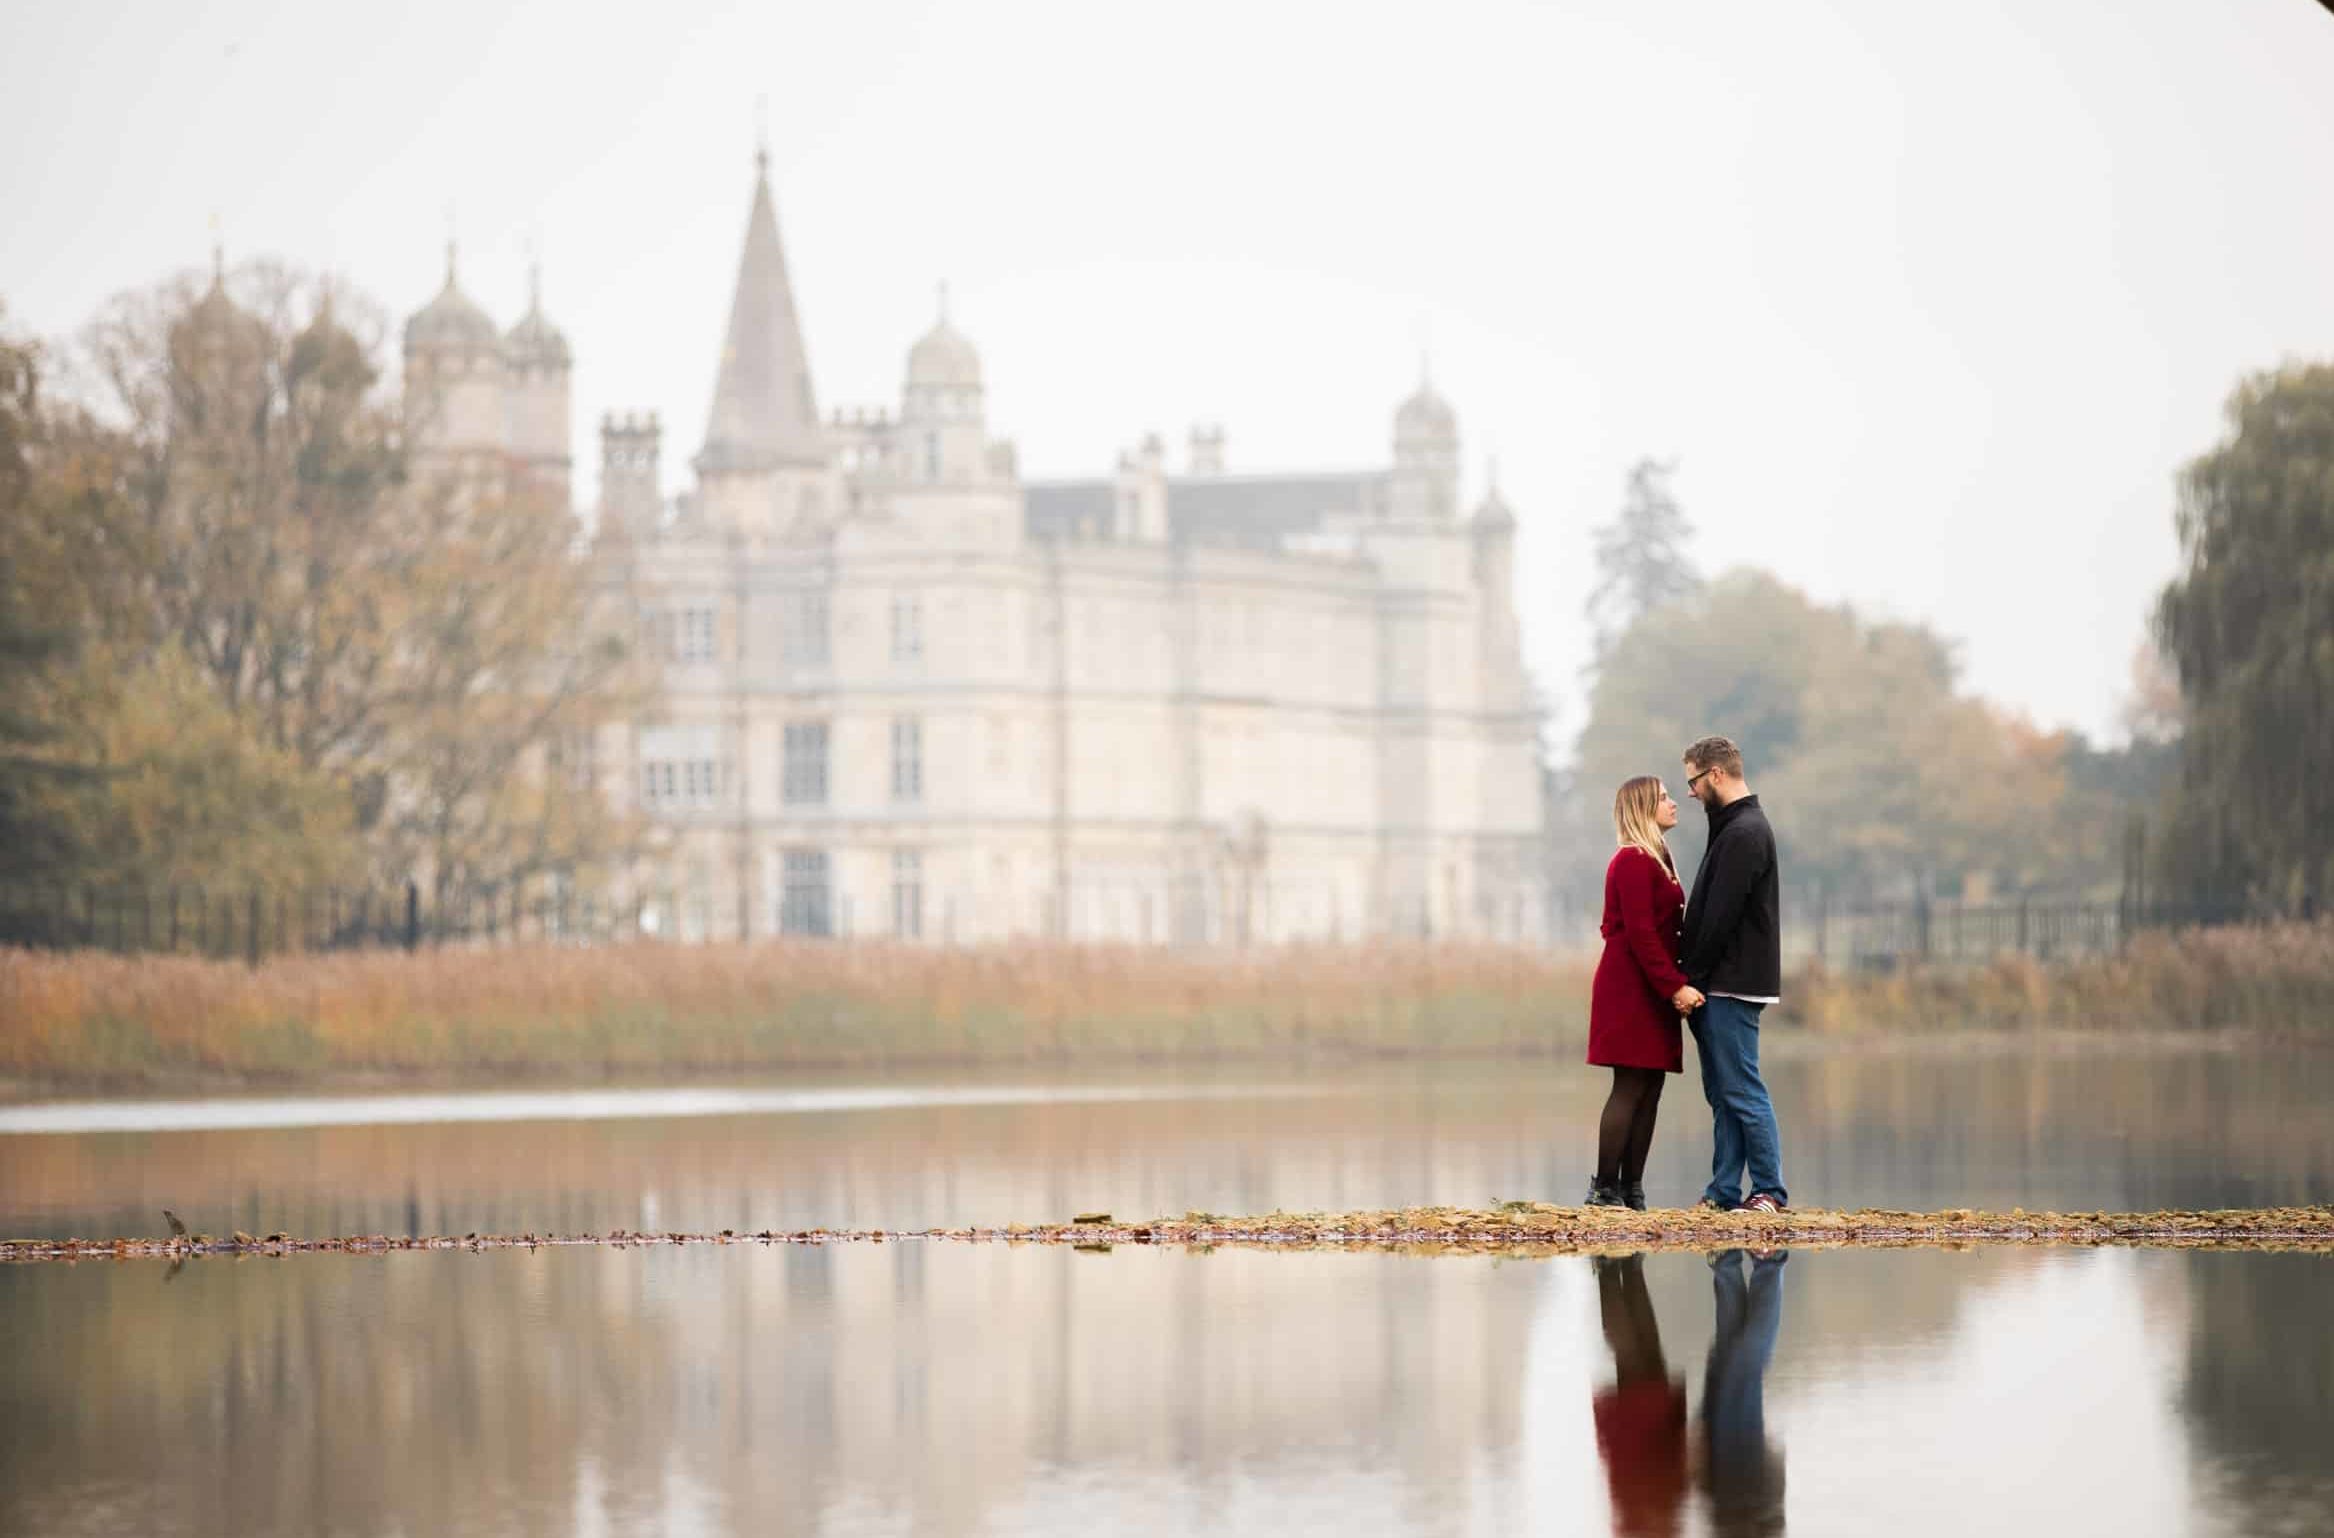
[1592, 1252, 1688, 1538]
[1586, 775, 1702, 1209]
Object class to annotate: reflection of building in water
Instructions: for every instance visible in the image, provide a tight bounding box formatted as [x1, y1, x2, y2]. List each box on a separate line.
[398, 147, 1545, 945]
[0, 1242, 1550, 1537]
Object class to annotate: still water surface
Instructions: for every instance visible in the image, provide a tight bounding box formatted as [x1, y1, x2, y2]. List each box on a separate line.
[3, 1046, 2330, 1536]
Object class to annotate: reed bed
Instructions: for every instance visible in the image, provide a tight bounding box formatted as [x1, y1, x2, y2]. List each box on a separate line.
[4, 920, 2330, 1091]
[1783, 919, 2334, 1034]
[0, 939, 1590, 1088]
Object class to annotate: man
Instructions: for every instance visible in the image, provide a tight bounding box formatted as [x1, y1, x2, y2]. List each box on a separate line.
[1701, 1247, 1788, 1535]
[1679, 735, 1788, 1213]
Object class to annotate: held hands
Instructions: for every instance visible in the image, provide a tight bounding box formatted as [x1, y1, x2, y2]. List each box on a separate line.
[1672, 984, 1705, 1015]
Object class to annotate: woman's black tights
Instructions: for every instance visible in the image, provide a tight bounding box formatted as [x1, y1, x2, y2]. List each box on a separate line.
[1595, 1066, 1667, 1189]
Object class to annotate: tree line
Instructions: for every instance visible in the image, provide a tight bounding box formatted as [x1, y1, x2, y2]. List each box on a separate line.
[0, 265, 648, 925]
[1552, 458, 2165, 913]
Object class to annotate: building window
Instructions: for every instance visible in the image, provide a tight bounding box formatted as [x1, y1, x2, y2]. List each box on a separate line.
[780, 590, 830, 667]
[641, 605, 716, 664]
[551, 728, 595, 791]
[780, 848, 832, 937]
[892, 850, 923, 939]
[639, 725, 718, 811]
[639, 757, 717, 810]
[890, 593, 923, 664]
[782, 721, 829, 806]
[891, 716, 922, 803]
[680, 606, 716, 663]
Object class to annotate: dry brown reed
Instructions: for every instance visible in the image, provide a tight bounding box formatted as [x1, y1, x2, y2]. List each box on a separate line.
[1780, 919, 2334, 1035]
[5, 920, 2330, 1090]
[0, 939, 1592, 1087]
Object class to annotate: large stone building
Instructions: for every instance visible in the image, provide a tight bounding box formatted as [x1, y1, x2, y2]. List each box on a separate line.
[401, 151, 1546, 945]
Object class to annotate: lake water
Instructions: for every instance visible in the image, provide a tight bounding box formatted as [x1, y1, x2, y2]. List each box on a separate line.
[3, 1045, 2331, 1536]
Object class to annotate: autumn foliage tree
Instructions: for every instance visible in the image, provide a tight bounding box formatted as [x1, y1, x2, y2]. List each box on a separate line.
[1564, 570, 2132, 915]
[0, 264, 649, 914]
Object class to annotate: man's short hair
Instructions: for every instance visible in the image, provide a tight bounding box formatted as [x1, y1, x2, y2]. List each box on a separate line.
[1683, 735, 1744, 777]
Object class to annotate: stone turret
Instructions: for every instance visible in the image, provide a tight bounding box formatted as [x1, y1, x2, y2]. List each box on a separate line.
[502, 263, 572, 501]
[403, 244, 508, 468]
[170, 244, 273, 434]
[598, 411, 662, 544]
[1389, 370, 1460, 522]
[899, 287, 989, 485]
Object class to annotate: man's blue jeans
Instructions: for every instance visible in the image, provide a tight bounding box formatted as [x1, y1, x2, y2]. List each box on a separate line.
[1688, 996, 1787, 1207]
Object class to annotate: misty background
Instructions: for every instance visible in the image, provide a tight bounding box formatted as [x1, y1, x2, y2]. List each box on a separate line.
[8, 0, 2331, 748]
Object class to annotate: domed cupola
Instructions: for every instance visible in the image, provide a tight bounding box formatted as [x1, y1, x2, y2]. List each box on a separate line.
[168, 244, 272, 431]
[1394, 380, 1458, 452]
[174, 245, 267, 356]
[898, 284, 990, 483]
[901, 285, 986, 435]
[907, 315, 982, 391]
[503, 264, 571, 373]
[287, 284, 374, 404]
[403, 244, 500, 356]
[1389, 364, 1461, 521]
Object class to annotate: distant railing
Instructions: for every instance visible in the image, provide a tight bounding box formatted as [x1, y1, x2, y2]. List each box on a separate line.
[0, 881, 2262, 967]
[0, 881, 645, 964]
[1786, 896, 2251, 970]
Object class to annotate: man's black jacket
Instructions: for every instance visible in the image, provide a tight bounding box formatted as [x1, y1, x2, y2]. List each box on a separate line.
[1682, 793, 1782, 997]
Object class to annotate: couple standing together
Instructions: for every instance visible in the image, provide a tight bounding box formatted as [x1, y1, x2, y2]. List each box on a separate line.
[1586, 735, 1788, 1213]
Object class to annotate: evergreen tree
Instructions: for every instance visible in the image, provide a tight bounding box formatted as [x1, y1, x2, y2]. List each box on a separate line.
[1586, 457, 1701, 665]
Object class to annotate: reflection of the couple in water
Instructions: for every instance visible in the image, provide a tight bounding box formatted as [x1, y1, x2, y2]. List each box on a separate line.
[1593, 1250, 1788, 1537]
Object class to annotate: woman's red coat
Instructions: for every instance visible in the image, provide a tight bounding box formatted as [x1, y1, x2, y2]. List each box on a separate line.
[1588, 845, 1690, 1073]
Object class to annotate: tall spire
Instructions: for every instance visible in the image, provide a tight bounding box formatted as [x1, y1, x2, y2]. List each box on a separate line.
[699, 147, 825, 473]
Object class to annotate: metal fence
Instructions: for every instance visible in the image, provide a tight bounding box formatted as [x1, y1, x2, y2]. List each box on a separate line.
[0, 881, 646, 964]
[1786, 896, 2249, 970]
[0, 881, 2260, 968]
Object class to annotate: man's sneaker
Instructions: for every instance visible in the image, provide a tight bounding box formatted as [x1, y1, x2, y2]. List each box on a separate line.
[1583, 1178, 1629, 1208]
[1742, 1192, 1786, 1214]
[1692, 1195, 1735, 1212]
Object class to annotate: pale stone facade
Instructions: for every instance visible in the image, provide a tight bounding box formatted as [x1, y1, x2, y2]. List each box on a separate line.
[402, 153, 1546, 945]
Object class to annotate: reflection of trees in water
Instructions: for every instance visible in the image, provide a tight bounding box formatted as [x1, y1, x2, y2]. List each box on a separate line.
[2179, 1254, 2334, 1525]
[1783, 1050, 2334, 1212]
[0, 1242, 1553, 1537]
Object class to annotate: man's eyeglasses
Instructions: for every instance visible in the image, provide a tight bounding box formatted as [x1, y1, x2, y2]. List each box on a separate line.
[1685, 768, 1713, 793]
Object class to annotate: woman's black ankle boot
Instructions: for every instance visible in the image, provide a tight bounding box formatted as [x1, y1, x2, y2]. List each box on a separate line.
[1624, 1182, 1648, 1212]
[1584, 1177, 1628, 1208]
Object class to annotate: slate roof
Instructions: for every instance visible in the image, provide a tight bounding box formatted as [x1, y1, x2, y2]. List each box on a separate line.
[1023, 471, 1388, 549]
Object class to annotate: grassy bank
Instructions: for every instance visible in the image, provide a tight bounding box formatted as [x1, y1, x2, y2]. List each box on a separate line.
[4, 922, 2330, 1092]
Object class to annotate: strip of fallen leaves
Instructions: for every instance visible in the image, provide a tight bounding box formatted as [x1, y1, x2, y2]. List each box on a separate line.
[8, 1203, 2334, 1263]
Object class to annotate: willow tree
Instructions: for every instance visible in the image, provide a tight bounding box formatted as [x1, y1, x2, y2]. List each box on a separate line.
[2155, 362, 2334, 913]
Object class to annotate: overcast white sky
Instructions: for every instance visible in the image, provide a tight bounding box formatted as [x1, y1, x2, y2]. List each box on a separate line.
[5, 0, 2331, 745]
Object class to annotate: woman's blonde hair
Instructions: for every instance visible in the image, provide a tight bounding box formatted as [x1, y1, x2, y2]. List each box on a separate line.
[1612, 775, 1680, 885]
